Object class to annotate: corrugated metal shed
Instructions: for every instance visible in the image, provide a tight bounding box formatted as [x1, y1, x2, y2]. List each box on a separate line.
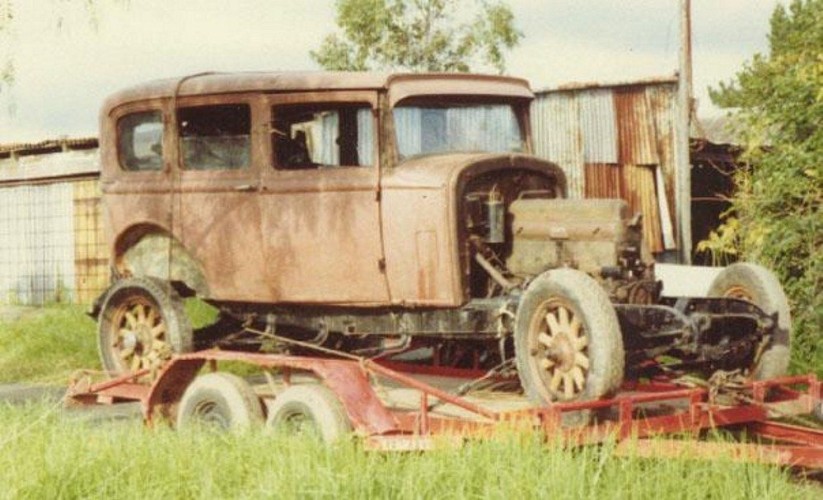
[531, 77, 680, 256]
[578, 89, 618, 164]
[0, 144, 105, 305]
[531, 93, 584, 197]
[0, 137, 98, 159]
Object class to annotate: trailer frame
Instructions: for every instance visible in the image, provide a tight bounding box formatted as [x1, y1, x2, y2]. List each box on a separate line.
[66, 348, 823, 469]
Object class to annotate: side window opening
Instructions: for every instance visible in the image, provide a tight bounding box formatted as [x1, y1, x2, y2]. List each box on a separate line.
[118, 111, 164, 171]
[178, 104, 251, 170]
[272, 104, 373, 170]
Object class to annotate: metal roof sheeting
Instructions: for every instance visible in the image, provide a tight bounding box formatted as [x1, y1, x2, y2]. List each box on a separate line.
[615, 88, 659, 165]
[531, 81, 679, 254]
[531, 93, 584, 198]
[578, 89, 618, 164]
[0, 137, 98, 157]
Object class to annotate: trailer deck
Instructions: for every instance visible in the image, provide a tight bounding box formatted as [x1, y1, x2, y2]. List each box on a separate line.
[65, 346, 823, 469]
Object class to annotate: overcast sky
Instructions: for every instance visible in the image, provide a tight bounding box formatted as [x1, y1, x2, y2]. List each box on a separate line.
[0, 0, 782, 143]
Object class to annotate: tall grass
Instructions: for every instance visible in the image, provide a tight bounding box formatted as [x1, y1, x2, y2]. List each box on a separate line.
[0, 305, 98, 384]
[0, 300, 219, 385]
[0, 307, 819, 498]
[0, 402, 817, 499]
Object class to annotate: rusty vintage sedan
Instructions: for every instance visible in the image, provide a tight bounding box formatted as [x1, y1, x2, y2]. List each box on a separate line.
[93, 72, 791, 408]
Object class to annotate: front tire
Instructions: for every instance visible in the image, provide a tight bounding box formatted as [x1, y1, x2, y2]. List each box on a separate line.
[708, 263, 792, 380]
[514, 269, 624, 407]
[97, 277, 193, 377]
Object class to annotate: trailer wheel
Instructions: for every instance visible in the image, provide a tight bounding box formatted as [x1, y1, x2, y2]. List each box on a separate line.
[97, 277, 193, 377]
[514, 269, 625, 412]
[177, 372, 264, 431]
[266, 384, 352, 444]
[708, 263, 791, 380]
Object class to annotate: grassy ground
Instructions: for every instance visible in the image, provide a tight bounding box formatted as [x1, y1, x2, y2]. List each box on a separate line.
[0, 305, 99, 384]
[0, 402, 818, 500]
[0, 307, 820, 497]
[0, 300, 221, 385]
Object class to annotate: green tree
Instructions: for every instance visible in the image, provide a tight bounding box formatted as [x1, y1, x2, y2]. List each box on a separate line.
[311, 0, 522, 73]
[707, 0, 822, 374]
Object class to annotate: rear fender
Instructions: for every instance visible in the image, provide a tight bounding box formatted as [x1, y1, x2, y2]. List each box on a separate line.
[114, 225, 209, 298]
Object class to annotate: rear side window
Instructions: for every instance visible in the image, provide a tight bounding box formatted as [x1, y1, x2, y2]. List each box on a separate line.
[272, 104, 373, 169]
[118, 111, 164, 171]
[178, 104, 251, 170]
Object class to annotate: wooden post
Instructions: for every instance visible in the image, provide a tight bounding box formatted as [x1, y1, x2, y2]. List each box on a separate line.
[676, 0, 694, 264]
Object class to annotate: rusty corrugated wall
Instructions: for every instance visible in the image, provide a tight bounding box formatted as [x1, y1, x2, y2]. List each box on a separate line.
[531, 79, 679, 256]
[531, 93, 584, 198]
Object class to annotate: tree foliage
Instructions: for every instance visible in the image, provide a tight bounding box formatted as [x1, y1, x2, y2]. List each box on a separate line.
[707, 0, 822, 374]
[311, 0, 522, 73]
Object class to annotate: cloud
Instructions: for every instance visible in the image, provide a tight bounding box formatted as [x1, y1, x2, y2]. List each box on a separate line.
[0, 0, 785, 141]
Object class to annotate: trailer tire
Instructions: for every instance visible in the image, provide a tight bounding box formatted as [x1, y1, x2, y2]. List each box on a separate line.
[514, 269, 624, 421]
[177, 372, 264, 431]
[97, 277, 193, 377]
[267, 384, 352, 444]
[708, 263, 791, 380]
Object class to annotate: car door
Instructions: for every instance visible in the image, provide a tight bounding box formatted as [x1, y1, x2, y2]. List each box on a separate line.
[172, 95, 268, 302]
[259, 91, 389, 305]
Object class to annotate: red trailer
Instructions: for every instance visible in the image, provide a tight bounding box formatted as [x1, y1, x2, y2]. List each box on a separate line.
[66, 332, 823, 470]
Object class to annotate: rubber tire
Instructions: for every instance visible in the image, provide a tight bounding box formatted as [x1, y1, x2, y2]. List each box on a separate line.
[514, 269, 625, 407]
[177, 372, 264, 431]
[266, 384, 352, 444]
[97, 277, 193, 375]
[708, 263, 792, 380]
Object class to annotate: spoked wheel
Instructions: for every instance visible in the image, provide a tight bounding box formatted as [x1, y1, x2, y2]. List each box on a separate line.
[529, 298, 591, 401]
[708, 263, 792, 380]
[514, 269, 624, 421]
[267, 384, 352, 444]
[97, 277, 193, 378]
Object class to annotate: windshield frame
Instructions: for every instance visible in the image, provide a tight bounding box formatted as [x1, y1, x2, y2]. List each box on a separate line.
[388, 95, 531, 166]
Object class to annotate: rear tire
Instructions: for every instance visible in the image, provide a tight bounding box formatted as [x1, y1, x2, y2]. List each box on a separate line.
[708, 263, 791, 380]
[97, 277, 193, 377]
[266, 384, 352, 444]
[177, 372, 264, 431]
[514, 269, 624, 412]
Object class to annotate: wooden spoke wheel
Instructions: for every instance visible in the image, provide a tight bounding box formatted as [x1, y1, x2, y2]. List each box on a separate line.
[515, 269, 624, 411]
[97, 277, 193, 378]
[531, 299, 591, 401]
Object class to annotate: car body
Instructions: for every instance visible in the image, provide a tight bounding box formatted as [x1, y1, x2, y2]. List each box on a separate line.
[95, 72, 790, 408]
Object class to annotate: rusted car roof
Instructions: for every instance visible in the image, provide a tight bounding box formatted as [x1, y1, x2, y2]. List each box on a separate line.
[102, 71, 533, 113]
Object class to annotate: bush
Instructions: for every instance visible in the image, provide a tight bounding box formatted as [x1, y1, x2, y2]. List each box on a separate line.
[707, 0, 823, 375]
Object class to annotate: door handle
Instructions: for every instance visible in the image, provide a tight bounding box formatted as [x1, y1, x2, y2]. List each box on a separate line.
[233, 184, 257, 192]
